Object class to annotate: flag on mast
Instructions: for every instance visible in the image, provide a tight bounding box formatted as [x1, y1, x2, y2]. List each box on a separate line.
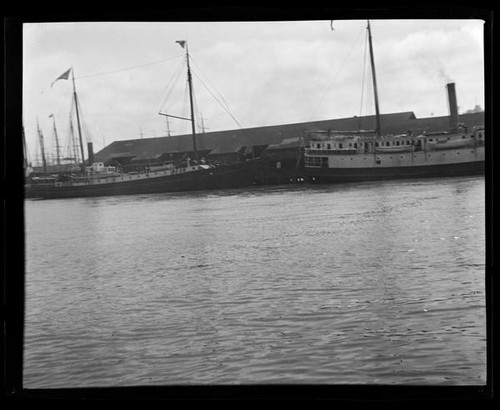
[51, 68, 72, 87]
[176, 40, 186, 48]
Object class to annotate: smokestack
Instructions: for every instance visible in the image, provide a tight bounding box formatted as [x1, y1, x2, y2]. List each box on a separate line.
[446, 83, 459, 133]
[87, 142, 94, 165]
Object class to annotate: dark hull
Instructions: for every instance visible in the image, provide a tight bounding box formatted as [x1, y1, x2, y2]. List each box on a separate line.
[305, 160, 485, 184]
[25, 160, 266, 200]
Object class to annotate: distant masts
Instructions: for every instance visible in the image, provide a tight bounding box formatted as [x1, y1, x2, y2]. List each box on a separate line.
[36, 119, 47, 173]
[164, 112, 172, 136]
[49, 113, 61, 165]
[200, 112, 207, 134]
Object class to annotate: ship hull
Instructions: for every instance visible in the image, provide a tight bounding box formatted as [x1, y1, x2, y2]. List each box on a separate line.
[25, 160, 265, 200]
[305, 160, 484, 184]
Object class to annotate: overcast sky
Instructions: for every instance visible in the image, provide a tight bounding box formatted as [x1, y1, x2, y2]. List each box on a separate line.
[23, 19, 484, 161]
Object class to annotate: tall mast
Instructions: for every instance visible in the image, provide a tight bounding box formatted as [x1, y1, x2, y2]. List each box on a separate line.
[71, 68, 86, 166]
[50, 114, 61, 165]
[36, 119, 47, 173]
[185, 41, 198, 161]
[367, 20, 382, 137]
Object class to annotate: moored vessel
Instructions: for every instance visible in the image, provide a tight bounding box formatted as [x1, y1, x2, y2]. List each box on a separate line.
[25, 40, 268, 200]
[304, 20, 485, 184]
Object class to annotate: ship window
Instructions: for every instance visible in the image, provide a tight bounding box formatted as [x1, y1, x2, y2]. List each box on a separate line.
[376, 159, 381, 164]
[375, 142, 379, 147]
[339, 143, 343, 149]
[396, 141, 400, 146]
[349, 143, 352, 147]
[354, 143, 357, 149]
[327, 143, 331, 150]
[316, 143, 321, 148]
[386, 142, 390, 146]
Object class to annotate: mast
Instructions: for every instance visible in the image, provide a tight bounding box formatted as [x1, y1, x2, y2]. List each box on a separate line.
[185, 41, 198, 161]
[50, 114, 61, 165]
[159, 40, 198, 159]
[367, 20, 382, 137]
[22, 123, 28, 170]
[69, 114, 78, 163]
[36, 119, 47, 173]
[71, 68, 86, 166]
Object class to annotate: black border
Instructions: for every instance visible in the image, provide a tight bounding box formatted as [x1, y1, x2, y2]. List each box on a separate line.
[4, 5, 495, 401]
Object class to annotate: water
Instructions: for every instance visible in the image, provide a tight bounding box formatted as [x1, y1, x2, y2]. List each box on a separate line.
[24, 176, 487, 387]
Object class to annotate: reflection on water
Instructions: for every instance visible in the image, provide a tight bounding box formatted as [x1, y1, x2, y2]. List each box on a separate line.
[24, 176, 486, 387]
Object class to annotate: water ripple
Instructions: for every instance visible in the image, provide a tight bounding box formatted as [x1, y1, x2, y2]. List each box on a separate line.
[24, 177, 486, 387]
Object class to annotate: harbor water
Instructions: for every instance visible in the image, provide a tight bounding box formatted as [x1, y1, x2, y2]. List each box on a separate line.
[23, 176, 487, 387]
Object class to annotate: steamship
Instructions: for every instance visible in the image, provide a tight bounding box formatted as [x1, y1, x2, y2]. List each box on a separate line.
[303, 20, 485, 183]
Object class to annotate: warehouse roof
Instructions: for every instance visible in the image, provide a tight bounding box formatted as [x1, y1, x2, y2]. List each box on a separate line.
[94, 111, 484, 163]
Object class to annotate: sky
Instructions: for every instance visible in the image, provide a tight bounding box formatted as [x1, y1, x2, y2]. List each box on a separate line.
[22, 19, 484, 163]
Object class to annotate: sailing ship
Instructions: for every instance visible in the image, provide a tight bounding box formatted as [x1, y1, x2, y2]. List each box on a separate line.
[303, 20, 485, 183]
[25, 41, 266, 200]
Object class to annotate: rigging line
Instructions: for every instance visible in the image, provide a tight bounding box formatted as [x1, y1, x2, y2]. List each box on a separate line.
[76, 54, 183, 80]
[308, 25, 365, 121]
[189, 57, 245, 128]
[191, 69, 245, 130]
[158, 57, 187, 112]
[358, 27, 369, 132]
[180, 76, 190, 136]
[190, 57, 233, 114]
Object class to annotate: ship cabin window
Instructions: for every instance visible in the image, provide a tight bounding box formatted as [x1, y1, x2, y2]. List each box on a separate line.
[386, 142, 390, 147]
[354, 143, 357, 149]
[396, 141, 400, 146]
[375, 142, 379, 147]
[327, 143, 331, 150]
[339, 143, 343, 149]
[349, 143, 352, 147]
[316, 143, 321, 149]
